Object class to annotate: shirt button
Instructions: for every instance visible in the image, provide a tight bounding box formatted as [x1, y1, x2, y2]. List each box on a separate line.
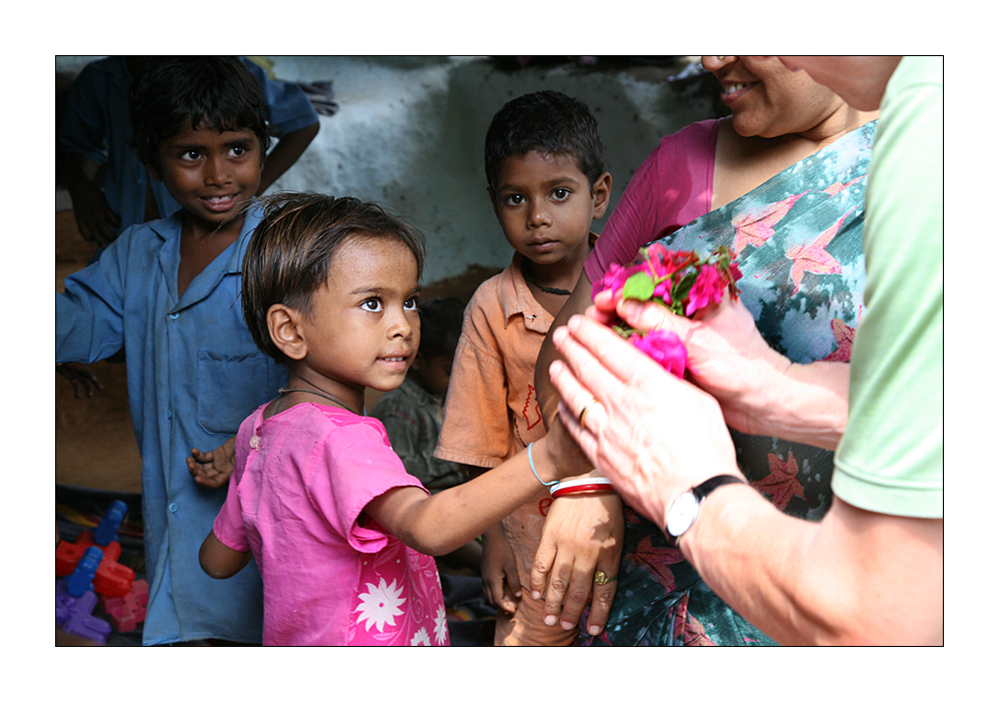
[168, 503, 178, 513]
[168, 312, 179, 320]
[249, 435, 259, 449]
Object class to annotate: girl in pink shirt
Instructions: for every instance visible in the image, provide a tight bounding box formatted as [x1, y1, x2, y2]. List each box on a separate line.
[199, 192, 584, 645]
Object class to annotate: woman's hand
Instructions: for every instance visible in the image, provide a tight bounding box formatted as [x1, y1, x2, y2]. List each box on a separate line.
[595, 289, 789, 437]
[480, 526, 521, 615]
[187, 437, 237, 489]
[548, 313, 741, 530]
[529, 491, 623, 636]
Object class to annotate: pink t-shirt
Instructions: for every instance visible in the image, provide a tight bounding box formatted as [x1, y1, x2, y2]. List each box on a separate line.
[585, 118, 719, 290]
[214, 402, 448, 646]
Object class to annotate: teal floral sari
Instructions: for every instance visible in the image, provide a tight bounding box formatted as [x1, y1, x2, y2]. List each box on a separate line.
[580, 120, 877, 646]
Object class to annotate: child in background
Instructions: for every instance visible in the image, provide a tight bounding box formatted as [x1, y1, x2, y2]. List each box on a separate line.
[372, 297, 468, 493]
[56, 57, 287, 645]
[434, 91, 613, 645]
[59, 55, 320, 249]
[372, 296, 494, 645]
[199, 192, 582, 646]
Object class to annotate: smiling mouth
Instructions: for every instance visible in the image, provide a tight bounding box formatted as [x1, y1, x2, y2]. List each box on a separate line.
[200, 194, 239, 211]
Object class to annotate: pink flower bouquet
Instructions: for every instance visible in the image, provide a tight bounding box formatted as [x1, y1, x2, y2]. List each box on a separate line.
[597, 243, 742, 378]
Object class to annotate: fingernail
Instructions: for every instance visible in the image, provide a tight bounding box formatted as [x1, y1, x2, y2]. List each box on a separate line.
[552, 326, 567, 345]
[531, 590, 541, 601]
[514, 589, 522, 597]
[622, 300, 642, 318]
[588, 625, 601, 635]
[543, 614, 557, 626]
[561, 620, 575, 631]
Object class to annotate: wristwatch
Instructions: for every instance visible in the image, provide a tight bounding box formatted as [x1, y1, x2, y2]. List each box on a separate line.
[665, 475, 745, 542]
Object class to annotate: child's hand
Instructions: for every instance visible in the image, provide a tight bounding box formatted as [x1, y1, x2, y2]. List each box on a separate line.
[187, 437, 236, 489]
[481, 527, 521, 614]
[68, 178, 121, 247]
[56, 362, 104, 398]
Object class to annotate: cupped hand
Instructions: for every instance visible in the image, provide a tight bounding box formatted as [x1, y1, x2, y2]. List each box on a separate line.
[529, 490, 623, 636]
[548, 313, 742, 531]
[187, 437, 236, 489]
[595, 289, 790, 436]
[56, 362, 104, 398]
[480, 526, 521, 614]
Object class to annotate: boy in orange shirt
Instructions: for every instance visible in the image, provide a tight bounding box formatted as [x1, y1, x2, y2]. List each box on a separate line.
[434, 91, 612, 645]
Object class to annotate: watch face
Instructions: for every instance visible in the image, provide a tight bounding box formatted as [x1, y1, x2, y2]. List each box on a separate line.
[667, 491, 700, 538]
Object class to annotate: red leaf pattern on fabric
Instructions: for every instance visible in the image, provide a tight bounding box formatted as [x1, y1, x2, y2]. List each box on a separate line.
[626, 535, 683, 593]
[823, 318, 855, 362]
[671, 593, 716, 646]
[752, 450, 807, 511]
[732, 191, 809, 256]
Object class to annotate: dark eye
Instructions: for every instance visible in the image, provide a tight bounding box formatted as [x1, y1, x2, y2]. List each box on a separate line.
[552, 188, 571, 201]
[362, 298, 383, 312]
[404, 297, 418, 311]
[504, 194, 525, 206]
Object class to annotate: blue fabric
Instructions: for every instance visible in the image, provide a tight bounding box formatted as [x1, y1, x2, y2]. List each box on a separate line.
[56, 204, 287, 645]
[58, 56, 319, 237]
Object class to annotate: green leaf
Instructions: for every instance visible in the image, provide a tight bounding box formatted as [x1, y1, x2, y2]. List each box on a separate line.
[622, 272, 655, 301]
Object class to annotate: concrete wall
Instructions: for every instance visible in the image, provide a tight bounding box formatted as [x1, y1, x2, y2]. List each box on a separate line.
[56, 55, 723, 297]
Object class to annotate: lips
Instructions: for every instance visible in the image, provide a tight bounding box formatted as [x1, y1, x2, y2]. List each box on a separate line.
[199, 194, 239, 212]
[720, 81, 758, 105]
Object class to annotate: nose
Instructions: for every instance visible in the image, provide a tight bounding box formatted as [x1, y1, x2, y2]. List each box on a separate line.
[701, 55, 737, 73]
[387, 306, 416, 340]
[204, 153, 232, 186]
[528, 200, 552, 228]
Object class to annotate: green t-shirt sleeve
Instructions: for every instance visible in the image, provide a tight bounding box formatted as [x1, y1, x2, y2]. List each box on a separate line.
[832, 57, 943, 519]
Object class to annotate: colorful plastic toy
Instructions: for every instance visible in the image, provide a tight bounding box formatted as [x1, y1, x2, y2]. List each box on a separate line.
[56, 500, 136, 597]
[98, 579, 149, 633]
[56, 546, 112, 644]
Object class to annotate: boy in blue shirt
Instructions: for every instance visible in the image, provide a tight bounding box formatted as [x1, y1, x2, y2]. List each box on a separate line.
[56, 57, 287, 645]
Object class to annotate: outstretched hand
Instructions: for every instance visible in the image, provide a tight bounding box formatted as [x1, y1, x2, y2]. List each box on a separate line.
[68, 178, 121, 247]
[187, 437, 236, 489]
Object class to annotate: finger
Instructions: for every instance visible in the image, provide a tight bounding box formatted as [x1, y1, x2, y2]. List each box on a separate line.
[564, 314, 669, 388]
[539, 554, 572, 628]
[529, 534, 557, 601]
[585, 577, 618, 636]
[617, 298, 691, 336]
[554, 561, 597, 631]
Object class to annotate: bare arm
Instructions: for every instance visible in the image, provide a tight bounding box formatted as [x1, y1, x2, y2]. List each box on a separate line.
[365, 426, 583, 557]
[257, 122, 320, 195]
[548, 312, 942, 645]
[199, 531, 252, 580]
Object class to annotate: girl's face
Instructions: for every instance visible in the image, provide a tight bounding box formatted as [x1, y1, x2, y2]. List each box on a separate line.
[295, 235, 421, 406]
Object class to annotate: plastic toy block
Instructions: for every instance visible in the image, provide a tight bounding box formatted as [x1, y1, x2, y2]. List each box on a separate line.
[56, 530, 135, 597]
[99, 579, 149, 633]
[92, 499, 128, 546]
[57, 548, 112, 644]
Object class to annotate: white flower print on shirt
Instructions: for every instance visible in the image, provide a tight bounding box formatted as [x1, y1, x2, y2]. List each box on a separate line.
[355, 578, 406, 632]
[410, 627, 431, 646]
[434, 605, 448, 645]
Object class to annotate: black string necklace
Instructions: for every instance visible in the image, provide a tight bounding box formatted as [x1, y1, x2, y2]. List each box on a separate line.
[522, 260, 572, 295]
[278, 386, 355, 413]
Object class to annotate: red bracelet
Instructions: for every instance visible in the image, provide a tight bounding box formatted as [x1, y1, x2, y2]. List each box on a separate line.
[550, 478, 615, 498]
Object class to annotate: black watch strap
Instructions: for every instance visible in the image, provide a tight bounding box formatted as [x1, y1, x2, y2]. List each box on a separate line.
[692, 474, 745, 502]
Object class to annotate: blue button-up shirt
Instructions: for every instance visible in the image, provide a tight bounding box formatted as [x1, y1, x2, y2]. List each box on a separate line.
[57, 205, 287, 644]
[59, 56, 319, 237]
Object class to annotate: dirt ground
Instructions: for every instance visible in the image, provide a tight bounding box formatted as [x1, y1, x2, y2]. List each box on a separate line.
[54, 201, 497, 496]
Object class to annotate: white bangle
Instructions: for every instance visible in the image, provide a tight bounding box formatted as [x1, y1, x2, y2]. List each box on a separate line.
[549, 477, 614, 496]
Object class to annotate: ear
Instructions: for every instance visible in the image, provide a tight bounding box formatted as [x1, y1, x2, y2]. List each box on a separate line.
[591, 171, 613, 219]
[267, 304, 308, 361]
[487, 186, 499, 216]
[144, 161, 164, 184]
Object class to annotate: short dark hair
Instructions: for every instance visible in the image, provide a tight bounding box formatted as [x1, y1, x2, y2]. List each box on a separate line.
[484, 90, 605, 191]
[242, 192, 426, 364]
[128, 56, 273, 168]
[416, 297, 465, 360]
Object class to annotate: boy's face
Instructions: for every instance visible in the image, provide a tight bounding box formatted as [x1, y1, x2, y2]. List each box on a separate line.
[295, 235, 421, 398]
[149, 121, 263, 231]
[489, 151, 609, 267]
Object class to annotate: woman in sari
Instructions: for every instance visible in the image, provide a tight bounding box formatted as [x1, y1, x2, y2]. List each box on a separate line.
[530, 56, 879, 645]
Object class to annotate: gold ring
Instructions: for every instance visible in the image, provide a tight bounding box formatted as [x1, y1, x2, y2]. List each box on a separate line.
[578, 398, 600, 427]
[594, 571, 617, 586]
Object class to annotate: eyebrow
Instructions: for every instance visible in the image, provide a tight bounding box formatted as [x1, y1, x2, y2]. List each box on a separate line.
[349, 285, 422, 298]
[496, 174, 584, 193]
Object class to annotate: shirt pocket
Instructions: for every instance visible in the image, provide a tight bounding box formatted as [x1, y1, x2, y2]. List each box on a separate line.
[196, 349, 274, 436]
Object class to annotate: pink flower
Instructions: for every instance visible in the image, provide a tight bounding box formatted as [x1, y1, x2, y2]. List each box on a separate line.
[596, 262, 647, 299]
[629, 329, 688, 378]
[685, 265, 726, 317]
